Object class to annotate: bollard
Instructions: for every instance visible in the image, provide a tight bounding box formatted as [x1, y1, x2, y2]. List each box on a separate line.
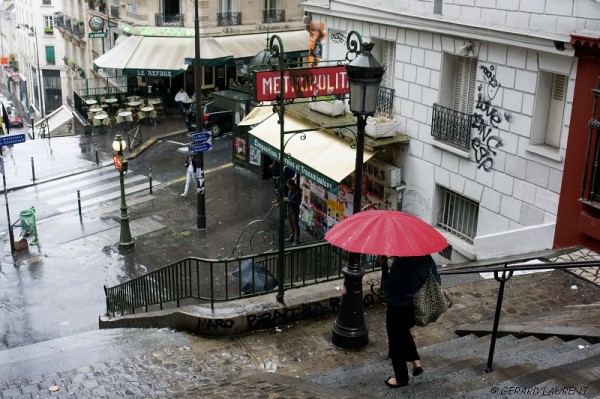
[95, 149, 99, 165]
[77, 190, 82, 217]
[31, 157, 36, 182]
[149, 168, 153, 195]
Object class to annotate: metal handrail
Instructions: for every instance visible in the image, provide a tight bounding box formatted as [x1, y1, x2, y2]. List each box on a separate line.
[103, 241, 381, 317]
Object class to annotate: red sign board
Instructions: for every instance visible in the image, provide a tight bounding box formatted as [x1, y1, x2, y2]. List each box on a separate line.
[0, 57, 7, 66]
[113, 154, 123, 172]
[255, 65, 348, 102]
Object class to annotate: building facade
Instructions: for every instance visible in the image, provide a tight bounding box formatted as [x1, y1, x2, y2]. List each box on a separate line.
[303, 0, 600, 261]
[13, 0, 65, 115]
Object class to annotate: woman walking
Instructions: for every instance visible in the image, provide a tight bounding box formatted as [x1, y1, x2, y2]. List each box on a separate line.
[384, 254, 440, 388]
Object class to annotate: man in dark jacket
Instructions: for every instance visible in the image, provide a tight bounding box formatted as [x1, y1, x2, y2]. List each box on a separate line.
[283, 178, 301, 245]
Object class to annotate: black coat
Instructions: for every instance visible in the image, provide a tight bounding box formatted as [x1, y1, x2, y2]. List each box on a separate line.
[185, 158, 198, 173]
[384, 255, 441, 307]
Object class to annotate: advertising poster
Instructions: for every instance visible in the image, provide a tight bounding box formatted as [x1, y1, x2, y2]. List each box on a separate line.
[249, 146, 261, 166]
[234, 137, 247, 161]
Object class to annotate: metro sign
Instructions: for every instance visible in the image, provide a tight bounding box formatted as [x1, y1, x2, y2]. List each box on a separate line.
[255, 65, 348, 102]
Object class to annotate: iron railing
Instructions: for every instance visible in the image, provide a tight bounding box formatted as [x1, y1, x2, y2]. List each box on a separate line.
[217, 11, 242, 26]
[262, 9, 285, 23]
[432, 103, 473, 150]
[438, 187, 479, 243]
[439, 257, 600, 372]
[54, 14, 64, 29]
[155, 13, 184, 27]
[376, 86, 394, 119]
[104, 241, 380, 316]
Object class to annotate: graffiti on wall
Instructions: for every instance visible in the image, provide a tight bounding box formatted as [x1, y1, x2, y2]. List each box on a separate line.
[471, 64, 504, 172]
[329, 29, 346, 45]
[403, 185, 432, 219]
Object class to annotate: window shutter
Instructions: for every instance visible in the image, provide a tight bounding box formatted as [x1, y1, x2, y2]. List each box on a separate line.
[546, 74, 567, 147]
[381, 41, 395, 88]
[434, 0, 443, 15]
[453, 56, 477, 114]
[45, 46, 55, 63]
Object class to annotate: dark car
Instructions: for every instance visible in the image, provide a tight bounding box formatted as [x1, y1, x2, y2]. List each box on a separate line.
[9, 114, 24, 128]
[186, 101, 233, 138]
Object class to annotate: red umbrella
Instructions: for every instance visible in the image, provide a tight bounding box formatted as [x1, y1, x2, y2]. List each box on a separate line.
[324, 210, 448, 256]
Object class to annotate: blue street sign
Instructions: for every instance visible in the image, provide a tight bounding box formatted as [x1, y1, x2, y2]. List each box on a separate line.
[192, 131, 212, 143]
[193, 142, 212, 152]
[0, 133, 26, 146]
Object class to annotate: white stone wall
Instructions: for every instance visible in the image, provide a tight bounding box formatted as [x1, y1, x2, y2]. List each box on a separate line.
[309, 0, 592, 259]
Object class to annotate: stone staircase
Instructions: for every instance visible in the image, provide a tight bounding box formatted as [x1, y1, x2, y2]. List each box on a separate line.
[307, 333, 600, 398]
[1, 330, 599, 398]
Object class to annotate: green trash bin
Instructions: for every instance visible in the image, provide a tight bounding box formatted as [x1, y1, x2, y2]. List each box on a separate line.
[19, 207, 38, 245]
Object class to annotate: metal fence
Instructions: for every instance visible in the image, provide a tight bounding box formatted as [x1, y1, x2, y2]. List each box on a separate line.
[104, 241, 380, 316]
[431, 103, 473, 150]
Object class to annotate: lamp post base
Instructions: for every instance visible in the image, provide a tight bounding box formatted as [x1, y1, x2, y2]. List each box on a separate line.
[331, 260, 368, 350]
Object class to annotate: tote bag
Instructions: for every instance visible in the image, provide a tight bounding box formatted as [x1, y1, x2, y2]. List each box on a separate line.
[413, 270, 452, 327]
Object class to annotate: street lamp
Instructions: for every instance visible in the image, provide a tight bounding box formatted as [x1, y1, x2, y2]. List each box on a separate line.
[112, 134, 134, 249]
[331, 33, 384, 350]
[28, 105, 35, 139]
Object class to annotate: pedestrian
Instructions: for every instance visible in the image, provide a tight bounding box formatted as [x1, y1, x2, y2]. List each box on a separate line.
[268, 159, 280, 205]
[283, 178, 301, 245]
[174, 88, 190, 116]
[181, 154, 199, 197]
[384, 254, 440, 388]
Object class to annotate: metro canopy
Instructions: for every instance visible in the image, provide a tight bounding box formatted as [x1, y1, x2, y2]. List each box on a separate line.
[255, 65, 348, 102]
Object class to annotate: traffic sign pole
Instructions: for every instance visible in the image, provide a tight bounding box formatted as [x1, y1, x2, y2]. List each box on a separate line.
[0, 148, 15, 253]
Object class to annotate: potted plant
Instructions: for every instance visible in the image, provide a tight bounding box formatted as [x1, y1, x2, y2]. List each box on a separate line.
[309, 95, 345, 117]
[44, 26, 54, 35]
[365, 114, 398, 138]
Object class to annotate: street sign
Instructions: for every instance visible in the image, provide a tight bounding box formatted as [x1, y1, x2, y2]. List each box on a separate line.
[192, 142, 212, 153]
[89, 32, 106, 39]
[0, 133, 26, 146]
[113, 154, 123, 172]
[192, 131, 212, 143]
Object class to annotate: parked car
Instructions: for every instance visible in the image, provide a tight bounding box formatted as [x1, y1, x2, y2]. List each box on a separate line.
[186, 101, 233, 138]
[9, 114, 24, 128]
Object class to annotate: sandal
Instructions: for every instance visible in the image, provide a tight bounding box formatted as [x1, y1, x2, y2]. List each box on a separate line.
[384, 376, 408, 388]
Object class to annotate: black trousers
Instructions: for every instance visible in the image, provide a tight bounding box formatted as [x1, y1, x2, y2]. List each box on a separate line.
[386, 302, 420, 383]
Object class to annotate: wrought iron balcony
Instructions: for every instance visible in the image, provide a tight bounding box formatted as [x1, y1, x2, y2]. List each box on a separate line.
[53, 14, 64, 29]
[431, 103, 473, 150]
[217, 11, 242, 26]
[262, 9, 285, 23]
[155, 13, 184, 27]
[375, 86, 394, 119]
[72, 22, 84, 40]
[64, 17, 72, 34]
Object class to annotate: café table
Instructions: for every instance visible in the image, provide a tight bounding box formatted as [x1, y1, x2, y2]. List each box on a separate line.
[127, 101, 141, 108]
[105, 98, 118, 104]
[147, 99, 162, 106]
[140, 106, 154, 113]
[118, 111, 133, 130]
[85, 99, 98, 105]
[89, 106, 103, 113]
[94, 113, 109, 134]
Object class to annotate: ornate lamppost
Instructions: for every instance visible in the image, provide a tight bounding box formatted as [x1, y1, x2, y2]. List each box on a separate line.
[331, 32, 385, 349]
[112, 133, 134, 249]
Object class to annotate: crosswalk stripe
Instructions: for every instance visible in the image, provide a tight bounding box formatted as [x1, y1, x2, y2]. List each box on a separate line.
[23, 167, 120, 192]
[85, 194, 157, 218]
[45, 174, 148, 204]
[56, 181, 161, 213]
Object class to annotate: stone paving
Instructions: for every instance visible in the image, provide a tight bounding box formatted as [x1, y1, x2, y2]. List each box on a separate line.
[1, 269, 598, 398]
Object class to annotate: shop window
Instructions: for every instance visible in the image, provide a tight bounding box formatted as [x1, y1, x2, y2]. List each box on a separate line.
[45, 46, 55, 65]
[437, 186, 479, 243]
[366, 179, 384, 199]
[203, 66, 214, 87]
[531, 72, 567, 149]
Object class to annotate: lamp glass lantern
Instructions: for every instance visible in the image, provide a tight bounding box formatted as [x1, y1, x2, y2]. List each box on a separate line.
[345, 42, 385, 116]
[112, 134, 127, 153]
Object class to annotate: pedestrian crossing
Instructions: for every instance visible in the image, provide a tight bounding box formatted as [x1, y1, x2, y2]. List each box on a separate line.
[22, 167, 161, 216]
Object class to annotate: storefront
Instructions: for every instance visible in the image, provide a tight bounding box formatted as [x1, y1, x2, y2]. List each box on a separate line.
[247, 111, 403, 239]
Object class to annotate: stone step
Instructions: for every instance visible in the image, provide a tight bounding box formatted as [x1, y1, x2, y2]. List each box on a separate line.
[0, 328, 194, 383]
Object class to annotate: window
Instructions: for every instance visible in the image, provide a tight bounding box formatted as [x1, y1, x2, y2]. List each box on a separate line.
[219, 0, 235, 12]
[432, 53, 477, 149]
[371, 39, 395, 89]
[434, 0, 443, 15]
[531, 72, 567, 148]
[45, 46, 55, 65]
[264, 0, 278, 10]
[437, 187, 479, 243]
[42, 0, 51, 4]
[44, 15, 54, 29]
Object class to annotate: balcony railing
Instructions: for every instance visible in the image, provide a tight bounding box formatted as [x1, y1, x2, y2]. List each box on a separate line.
[375, 86, 394, 119]
[54, 14, 64, 29]
[217, 11, 242, 26]
[431, 103, 473, 150]
[155, 13, 184, 27]
[262, 9, 285, 23]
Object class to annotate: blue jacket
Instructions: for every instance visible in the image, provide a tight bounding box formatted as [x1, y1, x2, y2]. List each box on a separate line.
[384, 255, 441, 307]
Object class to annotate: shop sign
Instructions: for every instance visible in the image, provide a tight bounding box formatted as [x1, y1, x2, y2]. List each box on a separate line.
[89, 32, 106, 39]
[123, 69, 182, 78]
[0, 57, 7, 66]
[363, 158, 402, 188]
[255, 65, 348, 102]
[113, 154, 123, 172]
[248, 135, 339, 193]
